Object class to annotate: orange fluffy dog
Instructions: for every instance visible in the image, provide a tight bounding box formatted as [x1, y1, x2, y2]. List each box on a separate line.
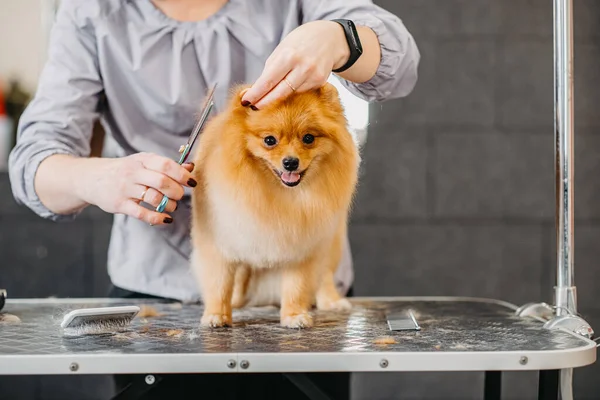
[190, 83, 359, 329]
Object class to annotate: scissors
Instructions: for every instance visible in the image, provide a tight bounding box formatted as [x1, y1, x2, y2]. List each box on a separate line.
[155, 83, 217, 213]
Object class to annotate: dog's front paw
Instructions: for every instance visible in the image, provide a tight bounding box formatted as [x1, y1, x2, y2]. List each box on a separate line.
[200, 313, 232, 328]
[281, 312, 313, 329]
[317, 298, 352, 311]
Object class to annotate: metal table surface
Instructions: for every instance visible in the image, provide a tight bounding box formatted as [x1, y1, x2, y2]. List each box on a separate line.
[0, 297, 595, 376]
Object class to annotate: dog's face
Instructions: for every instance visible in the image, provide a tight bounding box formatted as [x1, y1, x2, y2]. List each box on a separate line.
[240, 84, 348, 188]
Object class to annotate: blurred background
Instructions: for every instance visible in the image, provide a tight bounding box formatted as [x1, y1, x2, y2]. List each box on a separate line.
[1, 0, 600, 399]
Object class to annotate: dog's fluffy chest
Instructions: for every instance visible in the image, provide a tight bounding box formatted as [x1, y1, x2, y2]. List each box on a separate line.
[207, 188, 337, 268]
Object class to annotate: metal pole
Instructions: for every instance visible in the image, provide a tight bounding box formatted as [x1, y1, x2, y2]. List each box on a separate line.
[521, 8, 592, 399]
[554, 0, 576, 315]
[554, 1, 576, 399]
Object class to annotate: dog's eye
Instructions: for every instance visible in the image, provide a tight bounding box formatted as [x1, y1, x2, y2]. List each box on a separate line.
[264, 136, 277, 147]
[302, 134, 315, 144]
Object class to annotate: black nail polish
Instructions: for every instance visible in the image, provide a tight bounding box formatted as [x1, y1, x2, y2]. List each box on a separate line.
[250, 105, 259, 111]
[241, 100, 251, 107]
[164, 217, 173, 224]
[187, 178, 197, 187]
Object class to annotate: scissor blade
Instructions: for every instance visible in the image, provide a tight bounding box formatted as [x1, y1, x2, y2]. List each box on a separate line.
[156, 84, 217, 212]
[187, 84, 217, 148]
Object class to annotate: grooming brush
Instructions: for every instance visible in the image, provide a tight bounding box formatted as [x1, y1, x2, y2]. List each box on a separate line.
[60, 305, 140, 337]
[155, 83, 217, 213]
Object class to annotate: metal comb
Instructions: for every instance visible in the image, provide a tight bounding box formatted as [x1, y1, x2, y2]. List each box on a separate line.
[386, 309, 421, 331]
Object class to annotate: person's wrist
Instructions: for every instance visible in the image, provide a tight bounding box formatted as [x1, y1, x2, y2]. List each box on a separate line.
[327, 21, 351, 71]
[71, 156, 106, 207]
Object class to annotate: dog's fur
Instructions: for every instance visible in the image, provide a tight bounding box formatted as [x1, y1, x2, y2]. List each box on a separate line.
[190, 83, 360, 329]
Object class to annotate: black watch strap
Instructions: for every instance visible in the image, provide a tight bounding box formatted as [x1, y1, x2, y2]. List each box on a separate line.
[331, 19, 363, 73]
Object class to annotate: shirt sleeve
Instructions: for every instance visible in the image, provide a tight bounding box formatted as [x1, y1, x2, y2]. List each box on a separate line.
[299, 0, 420, 102]
[8, 0, 103, 221]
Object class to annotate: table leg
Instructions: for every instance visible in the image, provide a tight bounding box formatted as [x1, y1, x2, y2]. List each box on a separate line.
[283, 373, 334, 400]
[538, 370, 559, 400]
[110, 374, 162, 400]
[484, 371, 502, 400]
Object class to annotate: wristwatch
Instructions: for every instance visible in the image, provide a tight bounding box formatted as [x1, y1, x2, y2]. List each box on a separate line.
[331, 19, 363, 73]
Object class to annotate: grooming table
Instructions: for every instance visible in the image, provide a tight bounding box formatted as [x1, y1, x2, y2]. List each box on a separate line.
[0, 297, 595, 400]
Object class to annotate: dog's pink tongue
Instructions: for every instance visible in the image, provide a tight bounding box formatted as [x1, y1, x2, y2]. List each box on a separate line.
[281, 171, 300, 184]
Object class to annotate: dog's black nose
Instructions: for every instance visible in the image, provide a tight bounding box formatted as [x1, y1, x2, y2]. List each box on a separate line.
[282, 157, 299, 171]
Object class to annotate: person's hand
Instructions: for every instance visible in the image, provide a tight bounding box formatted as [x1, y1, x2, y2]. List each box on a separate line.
[78, 153, 196, 225]
[241, 20, 349, 109]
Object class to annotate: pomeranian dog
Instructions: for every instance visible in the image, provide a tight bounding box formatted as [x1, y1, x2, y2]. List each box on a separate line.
[190, 82, 360, 329]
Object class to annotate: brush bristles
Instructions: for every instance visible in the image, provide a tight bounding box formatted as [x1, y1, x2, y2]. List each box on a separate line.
[62, 318, 133, 337]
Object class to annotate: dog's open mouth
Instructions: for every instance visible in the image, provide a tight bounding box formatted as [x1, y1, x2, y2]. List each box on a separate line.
[272, 169, 306, 187]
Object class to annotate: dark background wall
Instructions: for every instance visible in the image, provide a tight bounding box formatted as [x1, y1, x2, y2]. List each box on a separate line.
[1, 0, 600, 399]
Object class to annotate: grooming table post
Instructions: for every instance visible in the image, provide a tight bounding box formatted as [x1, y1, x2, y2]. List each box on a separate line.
[483, 371, 501, 400]
[554, 0, 576, 319]
[516, 1, 596, 399]
[545, 1, 593, 398]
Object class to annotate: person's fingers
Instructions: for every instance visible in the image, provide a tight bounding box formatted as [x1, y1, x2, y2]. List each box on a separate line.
[145, 188, 178, 213]
[241, 49, 296, 106]
[129, 184, 149, 203]
[182, 162, 195, 172]
[252, 69, 306, 110]
[131, 184, 177, 213]
[138, 153, 196, 187]
[134, 168, 185, 201]
[119, 199, 173, 225]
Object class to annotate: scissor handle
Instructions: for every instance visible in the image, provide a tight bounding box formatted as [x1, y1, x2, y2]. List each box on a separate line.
[155, 144, 190, 213]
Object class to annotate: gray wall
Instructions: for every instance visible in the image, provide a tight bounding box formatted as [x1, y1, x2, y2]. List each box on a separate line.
[350, 0, 600, 399]
[1, 0, 600, 399]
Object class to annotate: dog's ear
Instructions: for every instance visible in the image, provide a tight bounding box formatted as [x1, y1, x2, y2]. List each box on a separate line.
[317, 82, 343, 111]
[318, 82, 341, 101]
[227, 84, 253, 112]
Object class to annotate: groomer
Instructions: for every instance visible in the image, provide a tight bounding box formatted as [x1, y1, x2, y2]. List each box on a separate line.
[9, 0, 420, 398]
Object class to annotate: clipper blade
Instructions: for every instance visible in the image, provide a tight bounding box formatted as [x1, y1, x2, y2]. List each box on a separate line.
[60, 306, 140, 337]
